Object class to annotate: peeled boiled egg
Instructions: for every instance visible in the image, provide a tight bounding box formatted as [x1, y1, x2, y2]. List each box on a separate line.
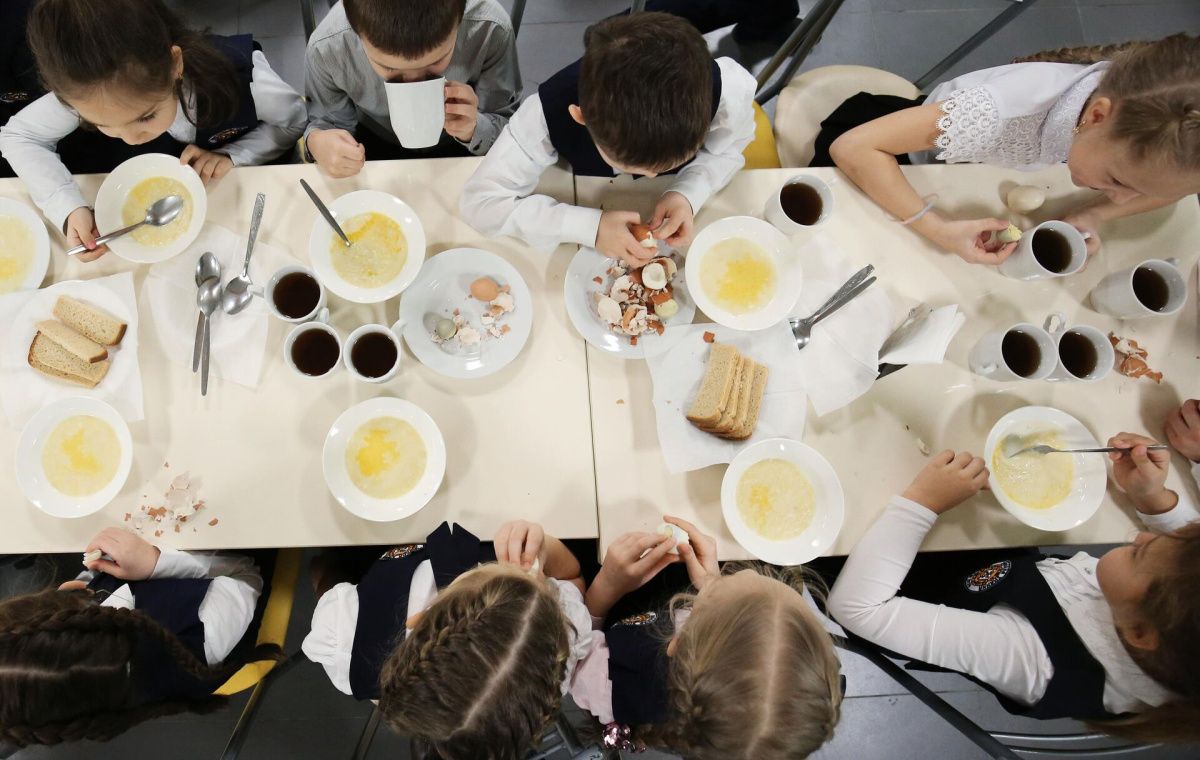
[656, 522, 690, 555]
[1006, 185, 1046, 214]
[470, 277, 501, 301]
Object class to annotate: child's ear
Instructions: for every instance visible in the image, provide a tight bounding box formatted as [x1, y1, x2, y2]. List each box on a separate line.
[666, 634, 678, 657]
[171, 45, 185, 82]
[1120, 620, 1160, 652]
[1084, 96, 1114, 127]
[568, 105, 586, 126]
[405, 611, 425, 630]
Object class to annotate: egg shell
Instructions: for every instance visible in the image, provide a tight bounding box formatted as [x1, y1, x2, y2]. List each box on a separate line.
[642, 262, 668, 290]
[1006, 185, 1046, 214]
[656, 523, 689, 555]
[470, 277, 501, 301]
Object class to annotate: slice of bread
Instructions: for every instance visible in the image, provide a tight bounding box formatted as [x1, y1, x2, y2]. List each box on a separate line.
[707, 357, 754, 435]
[723, 363, 769, 440]
[36, 320, 107, 363]
[53, 296, 126, 346]
[686, 343, 741, 428]
[28, 333, 110, 388]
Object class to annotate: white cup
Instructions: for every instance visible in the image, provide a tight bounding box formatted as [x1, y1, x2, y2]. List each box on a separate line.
[1089, 258, 1186, 319]
[763, 174, 833, 239]
[265, 265, 328, 324]
[1042, 314, 1114, 383]
[344, 321, 404, 383]
[385, 77, 446, 149]
[284, 320, 342, 379]
[969, 320, 1059, 381]
[998, 221, 1088, 280]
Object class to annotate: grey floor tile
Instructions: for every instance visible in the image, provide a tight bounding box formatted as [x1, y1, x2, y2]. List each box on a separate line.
[795, 10, 882, 74]
[242, 0, 309, 38]
[166, 0, 240, 35]
[1079, 2, 1200, 45]
[257, 34, 310, 92]
[836, 643, 986, 698]
[13, 717, 240, 760]
[516, 21, 592, 92]
[813, 693, 992, 760]
[237, 716, 370, 758]
[874, 0, 1075, 11]
[257, 659, 377, 720]
[499, 0, 628, 26]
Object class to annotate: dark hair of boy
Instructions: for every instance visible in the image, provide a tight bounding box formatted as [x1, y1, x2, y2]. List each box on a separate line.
[579, 12, 714, 172]
[343, 0, 468, 58]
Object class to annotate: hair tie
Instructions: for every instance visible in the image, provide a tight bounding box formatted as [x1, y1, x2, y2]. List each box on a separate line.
[603, 723, 645, 753]
[898, 195, 938, 226]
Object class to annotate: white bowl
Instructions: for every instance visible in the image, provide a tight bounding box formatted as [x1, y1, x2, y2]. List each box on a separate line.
[720, 438, 844, 565]
[16, 397, 133, 518]
[322, 397, 446, 522]
[685, 216, 802, 331]
[307, 190, 426, 304]
[398, 247, 532, 379]
[984, 406, 1107, 532]
[93, 153, 207, 263]
[564, 246, 696, 360]
[0, 198, 50, 293]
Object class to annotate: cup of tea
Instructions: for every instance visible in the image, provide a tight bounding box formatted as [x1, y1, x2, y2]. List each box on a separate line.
[385, 77, 446, 149]
[266, 265, 328, 323]
[1089, 258, 1186, 319]
[763, 175, 832, 238]
[997, 221, 1087, 280]
[344, 321, 403, 383]
[968, 321, 1058, 381]
[1042, 314, 1114, 383]
[284, 321, 342, 379]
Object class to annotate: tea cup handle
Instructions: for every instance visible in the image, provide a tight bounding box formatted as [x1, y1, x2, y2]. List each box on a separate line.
[1042, 311, 1067, 337]
[390, 318, 406, 339]
[314, 307, 331, 325]
[979, 362, 997, 376]
[1166, 257, 1180, 268]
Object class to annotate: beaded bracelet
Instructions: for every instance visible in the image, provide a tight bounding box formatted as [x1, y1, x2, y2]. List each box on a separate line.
[899, 194, 938, 226]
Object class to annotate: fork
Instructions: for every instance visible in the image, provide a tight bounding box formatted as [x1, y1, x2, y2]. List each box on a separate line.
[790, 265, 876, 351]
[1006, 443, 1168, 458]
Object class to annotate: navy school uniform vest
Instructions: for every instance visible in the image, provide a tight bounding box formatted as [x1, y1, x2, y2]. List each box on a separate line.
[537, 59, 723, 178]
[896, 549, 1116, 721]
[347, 522, 497, 701]
[55, 34, 261, 176]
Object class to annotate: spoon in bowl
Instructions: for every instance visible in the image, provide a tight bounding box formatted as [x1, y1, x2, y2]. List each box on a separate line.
[222, 193, 266, 315]
[66, 195, 184, 256]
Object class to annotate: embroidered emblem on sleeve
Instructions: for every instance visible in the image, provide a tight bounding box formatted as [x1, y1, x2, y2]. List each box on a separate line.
[964, 560, 1012, 593]
[612, 611, 658, 627]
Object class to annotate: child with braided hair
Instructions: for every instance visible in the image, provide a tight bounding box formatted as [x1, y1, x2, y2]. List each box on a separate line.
[0, 528, 266, 747]
[302, 520, 592, 760]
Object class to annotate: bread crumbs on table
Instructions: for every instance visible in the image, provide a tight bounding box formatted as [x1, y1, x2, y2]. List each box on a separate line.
[174, 525, 181, 533]
[500, 324, 511, 334]
[124, 513, 131, 521]
[208, 518, 219, 526]
[703, 331, 715, 343]
[616, 399, 625, 405]
[154, 530, 163, 537]
[593, 276, 603, 285]
[630, 335, 638, 346]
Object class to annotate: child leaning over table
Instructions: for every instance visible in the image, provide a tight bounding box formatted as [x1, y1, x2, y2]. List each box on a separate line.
[0, 528, 272, 748]
[816, 33, 1200, 267]
[828, 437, 1200, 743]
[0, 0, 307, 263]
[459, 12, 758, 270]
[569, 516, 843, 759]
[300, 0, 520, 176]
[302, 520, 591, 760]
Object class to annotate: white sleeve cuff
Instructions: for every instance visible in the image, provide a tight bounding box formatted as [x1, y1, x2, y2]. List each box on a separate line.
[560, 205, 603, 249]
[301, 582, 359, 696]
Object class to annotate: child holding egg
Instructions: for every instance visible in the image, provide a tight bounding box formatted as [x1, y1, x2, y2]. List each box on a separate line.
[829, 446, 1200, 741]
[571, 516, 843, 758]
[0, 0, 307, 261]
[0, 528, 271, 747]
[302, 520, 592, 760]
[818, 34, 1200, 265]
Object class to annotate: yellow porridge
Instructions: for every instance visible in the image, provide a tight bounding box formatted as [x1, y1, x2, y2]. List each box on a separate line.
[42, 415, 121, 497]
[346, 416, 426, 499]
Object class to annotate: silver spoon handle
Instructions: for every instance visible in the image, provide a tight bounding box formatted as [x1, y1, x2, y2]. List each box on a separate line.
[241, 193, 266, 275]
[65, 220, 144, 256]
[792, 265, 874, 326]
[1064, 445, 1169, 454]
[299, 179, 351, 246]
[811, 276, 876, 327]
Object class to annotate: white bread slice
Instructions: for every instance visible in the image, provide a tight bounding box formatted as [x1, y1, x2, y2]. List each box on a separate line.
[723, 363, 769, 440]
[28, 333, 110, 388]
[36, 320, 107, 363]
[710, 358, 755, 435]
[53, 296, 126, 346]
[686, 344, 741, 428]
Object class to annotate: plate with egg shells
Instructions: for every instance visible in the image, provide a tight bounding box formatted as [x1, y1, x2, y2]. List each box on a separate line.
[323, 397, 447, 522]
[16, 396, 133, 518]
[720, 438, 844, 565]
[397, 247, 532, 379]
[0, 198, 50, 294]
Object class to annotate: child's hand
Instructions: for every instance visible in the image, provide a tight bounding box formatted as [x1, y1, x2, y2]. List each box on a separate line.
[597, 531, 678, 596]
[926, 217, 1017, 265]
[65, 206, 106, 262]
[493, 520, 546, 571]
[597, 210, 656, 269]
[1165, 400, 1200, 463]
[180, 145, 234, 184]
[650, 192, 694, 247]
[443, 81, 478, 143]
[83, 528, 161, 580]
[307, 128, 366, 178]
[664, 516, 720, 590]
[902, 449, 988, 515]
[1109, 433, 1177, 514]
[1062, 210, 1102, 256]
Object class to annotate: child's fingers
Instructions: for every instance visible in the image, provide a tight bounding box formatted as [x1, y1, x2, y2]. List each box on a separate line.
[507, 528, 529, 567]
[1145, 446, 1171, 466]
[521, 525, 544, 566]
[677, 542, 706, 577]
[1130, 446, 1163, 478]
[1181, 399, 1200, 429]
[492, 523, 513, 562]
[653, 215, 683, 240]
[933, 449, 955, 465]
[179, 144, 200, 164]
[445, 103, 475, 118]
[950, 450, 973, 469]
[89, 559, 122, 576]
[964, 456, 986, 478]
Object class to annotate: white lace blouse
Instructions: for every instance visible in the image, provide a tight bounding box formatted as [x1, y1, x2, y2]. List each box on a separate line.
[910, 62, 1110, 170]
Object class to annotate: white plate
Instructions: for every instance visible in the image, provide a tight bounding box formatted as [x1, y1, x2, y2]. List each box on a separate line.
[720, 438, 844, 565]
[564, 247, 696, 360]
[307, 190, 426, 304]
[398, 248, 531, 379]
[16, 397, 133, 518]
[685, 216, 803, 331]
[322, 397, 446, 522]
[0, 198, 50, 293]
[93, 153, 207, 264]
[984, 406, 1106, 532]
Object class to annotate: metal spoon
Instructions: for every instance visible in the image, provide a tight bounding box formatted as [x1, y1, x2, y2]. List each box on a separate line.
[299, 179, 351, 246]
[197, 276, 223, 396]
[193, 252, 221, 372]
[790, 265, 876, 351]
[66, 195, 184, 256]
[1005, 442, 1168, 458]
[222, 193, 266, 315]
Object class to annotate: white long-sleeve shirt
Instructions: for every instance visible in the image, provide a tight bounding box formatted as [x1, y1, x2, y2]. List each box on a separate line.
[0, 50, 307, 231]
[828, 480, 1200, 715]
[301, 561, 593, 697]
[78, 549, 263, 666]
[459, 56, 757, 253]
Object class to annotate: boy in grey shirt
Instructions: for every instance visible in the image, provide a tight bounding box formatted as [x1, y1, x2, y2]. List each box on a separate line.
[302, 0, 520, 177]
